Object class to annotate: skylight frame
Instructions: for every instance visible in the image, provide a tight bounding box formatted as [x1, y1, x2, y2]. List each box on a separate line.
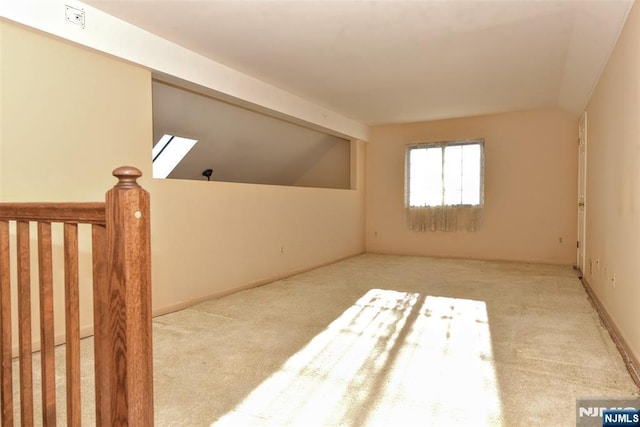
[152, 134, 198, 179]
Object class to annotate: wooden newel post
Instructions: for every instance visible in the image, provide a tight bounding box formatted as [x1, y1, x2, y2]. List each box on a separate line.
[97, 166, 154, 426]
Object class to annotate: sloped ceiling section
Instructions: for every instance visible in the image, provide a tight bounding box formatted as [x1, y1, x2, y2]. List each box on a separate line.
[153, 82, 351, 188]
[86, 0, 633, 125]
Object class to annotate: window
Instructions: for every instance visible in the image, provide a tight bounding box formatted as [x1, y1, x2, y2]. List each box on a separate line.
[152, 134, 198, 179]
[406, 140, 484, 231]
[407, 141, 483, 207]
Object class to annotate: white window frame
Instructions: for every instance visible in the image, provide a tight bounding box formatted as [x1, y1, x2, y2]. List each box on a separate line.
[152, 134, 198, 179]
[405, 139, 484, 209]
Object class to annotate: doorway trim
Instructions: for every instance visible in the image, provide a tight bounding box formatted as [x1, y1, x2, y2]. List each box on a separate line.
[577, 112, 587, 273]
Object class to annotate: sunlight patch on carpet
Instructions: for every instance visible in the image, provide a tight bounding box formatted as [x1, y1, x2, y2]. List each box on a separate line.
[212, 289, 503, 426]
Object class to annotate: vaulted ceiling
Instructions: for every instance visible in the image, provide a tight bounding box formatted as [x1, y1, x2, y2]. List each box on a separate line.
[84, 0, 632, 125]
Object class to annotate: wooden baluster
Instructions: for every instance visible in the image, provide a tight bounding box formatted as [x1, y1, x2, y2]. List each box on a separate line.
[64, 223, 81, 426]
[17, 221, 34, 425]
[92, 223, 109, 426]
[104, 166, 153, 426]
[0, 220, 13, 426]
[37, 221, 56, 426]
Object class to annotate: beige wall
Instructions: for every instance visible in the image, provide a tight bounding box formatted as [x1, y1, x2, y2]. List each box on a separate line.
[292, 139, 351, 189]
[0, 20, 152, 345]
[0, 21, 366, 343]
[584, 1, 640, 364]
[366, 108, 578, 264]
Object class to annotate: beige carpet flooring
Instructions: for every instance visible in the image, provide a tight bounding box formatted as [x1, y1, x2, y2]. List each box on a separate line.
[10, 254, 640, 426]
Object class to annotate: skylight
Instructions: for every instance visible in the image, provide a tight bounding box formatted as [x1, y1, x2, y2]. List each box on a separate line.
[152, 134, 198, 179]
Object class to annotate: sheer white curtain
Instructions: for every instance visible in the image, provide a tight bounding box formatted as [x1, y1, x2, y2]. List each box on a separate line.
[406, 140, 484, 232]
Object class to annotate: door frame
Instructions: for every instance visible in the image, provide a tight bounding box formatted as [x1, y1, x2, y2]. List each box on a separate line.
[577, 112, 587, 273]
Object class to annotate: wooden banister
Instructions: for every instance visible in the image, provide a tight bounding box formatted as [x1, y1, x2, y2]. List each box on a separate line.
[37, 221, 57, 425]
[16, 221, 33, 425]
[0, 166, 153, 426]
[97, 166, 154, 426]
[64, 222, 81, 426]
[0, 203, 106, 224]
[92, 223, 109, 426]
[0, 220, 13, 427]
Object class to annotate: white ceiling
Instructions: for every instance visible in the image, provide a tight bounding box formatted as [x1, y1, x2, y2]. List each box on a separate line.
[83, 0, 632, 125]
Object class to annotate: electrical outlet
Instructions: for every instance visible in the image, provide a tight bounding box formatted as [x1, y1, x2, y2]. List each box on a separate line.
[65, 5, 85, 28]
